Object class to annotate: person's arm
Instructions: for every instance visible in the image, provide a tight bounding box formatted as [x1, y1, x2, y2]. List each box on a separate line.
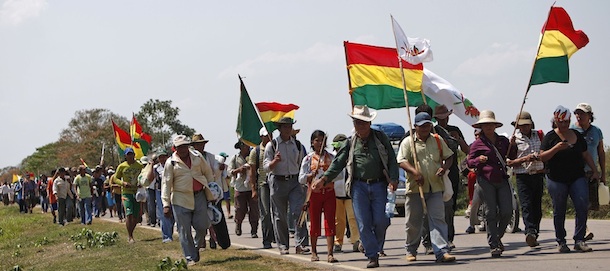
[598, 139, 606, 184]
[161, 160, 173, 208]
[312, 141, 349, 189]
[583, 151, 601, 180]
[467, 140, 487, 168]
[298, 154, 313, 185]
[248, 149, 258, 194]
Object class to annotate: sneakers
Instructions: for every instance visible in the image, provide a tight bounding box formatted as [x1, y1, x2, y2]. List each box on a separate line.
[490, 247, 502, 258]
[279, 247, 289, 255]
[436, 253, 456, 263]
[263, 243, 272, 249]
[424, 246, 434, 255]
[366, 258, 379, 268]
[525, 233, 539, 247]
[585, 231, 594, 241]
[465, 204, 472, 218]
[465, 226, 475, 234]
[498, 241, 505, 252]
[447, 241, 456, 250]
[333, 244, 342, 252]
[295, 245, 310, 254]
[574, 241, 593, 252]
[558, 242, 571, 253]
[251, 233, 258, 238]
[406, 254, 417, 262]
[378, 251, 387, 257]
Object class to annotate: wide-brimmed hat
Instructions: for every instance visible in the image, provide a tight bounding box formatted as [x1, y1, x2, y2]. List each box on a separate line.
[511, 111, 535, 128]
[274, 117, 296, 125]
[173, 135, 191, 147]
[191, 133, 209, 144]
[472, 110, 503, 128]
[574, 103, 592, 113]
[348, 105, 377, 122]
[433, 104, 453, 119]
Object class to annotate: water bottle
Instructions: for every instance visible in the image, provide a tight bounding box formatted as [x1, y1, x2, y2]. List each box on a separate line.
[385, 188, 396, 218]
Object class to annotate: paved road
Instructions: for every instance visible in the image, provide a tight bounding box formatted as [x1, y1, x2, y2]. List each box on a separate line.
[104, 210, 610, 270]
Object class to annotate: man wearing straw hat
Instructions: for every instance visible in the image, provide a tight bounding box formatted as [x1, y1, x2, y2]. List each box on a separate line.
[312, 105, 399, 269]
[398, 112, 456, 263]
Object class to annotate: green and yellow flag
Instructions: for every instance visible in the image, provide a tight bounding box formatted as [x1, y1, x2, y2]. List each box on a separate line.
[236, 76, 264, 147]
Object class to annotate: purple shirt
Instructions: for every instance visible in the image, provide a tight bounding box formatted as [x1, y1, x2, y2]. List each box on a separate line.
[467, 133, 513, 182]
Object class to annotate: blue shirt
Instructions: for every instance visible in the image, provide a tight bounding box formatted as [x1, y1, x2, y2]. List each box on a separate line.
[572, 124, 604, 171]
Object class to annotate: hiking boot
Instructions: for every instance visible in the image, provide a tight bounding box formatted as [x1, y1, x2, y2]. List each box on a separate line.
[437, 253, 456, 263]
[406, 254, 416, 262]
[465, 226, 475, 234]
[574, 241, 593, 252]
[366, 257, 379, 268]
[525, 233, 539, 247]
[558, 242, 570, 253]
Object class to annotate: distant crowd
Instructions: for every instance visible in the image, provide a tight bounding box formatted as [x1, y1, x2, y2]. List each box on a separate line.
[2, 102, 605, 269]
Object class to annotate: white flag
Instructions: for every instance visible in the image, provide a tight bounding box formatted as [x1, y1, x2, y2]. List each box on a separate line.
[391, 16, 433, 64]
[422, 68, 480, 126]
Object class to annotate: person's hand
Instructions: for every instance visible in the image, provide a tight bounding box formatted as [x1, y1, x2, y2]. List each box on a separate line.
[389, 181, 398, 191]
[479, 155, 488, 163]
[436, 167, 446, 177]
[251, 190, 258, 199]
[312, 177, 325, 190]
[591, 171, 601, 182]
[601, 175, 606, 185]
[123, 182, 132, 188]
[412, 171, 424, 186]
[555, 140, 572, 150]
[163, 206, 171, 218]
[273, 151, 282, 162]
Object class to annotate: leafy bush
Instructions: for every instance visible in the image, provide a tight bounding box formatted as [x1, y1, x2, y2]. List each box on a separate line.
[70, 228, 119, 249]
[157, 257, 188, 271]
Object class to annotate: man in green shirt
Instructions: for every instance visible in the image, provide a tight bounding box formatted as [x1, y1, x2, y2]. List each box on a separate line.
[113, 147, 144, 243]
[313, 105, 399, 269]
[74, 165, 93, 225]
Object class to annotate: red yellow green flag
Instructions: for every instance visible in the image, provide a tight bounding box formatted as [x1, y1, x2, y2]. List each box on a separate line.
[130, 114, 152, 159]
[112, 120, 132, 157]
[255, 102, 299, 132]
[529, 7, 589, 86]
[345, 41, 429, 109]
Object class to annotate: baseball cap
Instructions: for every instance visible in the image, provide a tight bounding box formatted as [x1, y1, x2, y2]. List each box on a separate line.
[574, 103, 592, 113]
[414, 112, 433, 126]
[124, 147, 135, 155]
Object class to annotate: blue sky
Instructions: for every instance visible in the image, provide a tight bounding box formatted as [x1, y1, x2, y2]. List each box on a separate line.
[1, 0, 608, 168]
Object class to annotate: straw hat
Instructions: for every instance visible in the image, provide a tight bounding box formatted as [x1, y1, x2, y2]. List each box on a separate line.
[472, 110, 503, 128]
[348, 105, 377, 122]
[191, 133, 209, 144]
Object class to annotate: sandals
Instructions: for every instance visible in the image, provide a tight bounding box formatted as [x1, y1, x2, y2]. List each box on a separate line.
[311, 254, 319, 262]
[327, 255, 338, 263]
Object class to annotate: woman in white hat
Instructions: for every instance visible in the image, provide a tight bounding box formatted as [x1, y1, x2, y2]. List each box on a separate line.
[467, 110, 512, 258]
[540, 105, 600, 253]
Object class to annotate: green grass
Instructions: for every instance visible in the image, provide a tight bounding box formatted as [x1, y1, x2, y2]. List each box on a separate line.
[0, 206, 320, 271]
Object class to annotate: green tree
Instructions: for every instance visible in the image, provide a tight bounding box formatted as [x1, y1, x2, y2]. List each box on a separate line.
[135, 99, 195, 150]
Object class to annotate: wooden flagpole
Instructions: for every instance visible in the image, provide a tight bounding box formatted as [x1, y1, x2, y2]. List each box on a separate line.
[391, 15, 428, 214]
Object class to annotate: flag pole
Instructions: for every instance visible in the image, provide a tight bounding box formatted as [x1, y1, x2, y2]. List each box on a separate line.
[392, 16, 428, 214]
[344, 41, 355, 110]
[510, 4, 554, 140]
[238, 75, 272, 149]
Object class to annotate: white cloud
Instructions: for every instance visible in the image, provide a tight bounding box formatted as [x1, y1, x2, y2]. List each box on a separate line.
[219, 42, 342, 78]
[0, 0, 48, 26]
[453, 43, 535, 77]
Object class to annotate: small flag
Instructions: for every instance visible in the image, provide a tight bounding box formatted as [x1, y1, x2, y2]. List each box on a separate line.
[391, 15, 433, 64]
[255, 102, 299, 132]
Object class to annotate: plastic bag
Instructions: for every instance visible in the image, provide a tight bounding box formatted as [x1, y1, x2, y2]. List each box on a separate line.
[442, 170, 453, 202]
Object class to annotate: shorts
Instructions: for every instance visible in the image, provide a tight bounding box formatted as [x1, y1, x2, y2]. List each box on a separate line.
[223, 191, 231, 200]
[122, 194, 140, 216]
[51, 203, 58, 211]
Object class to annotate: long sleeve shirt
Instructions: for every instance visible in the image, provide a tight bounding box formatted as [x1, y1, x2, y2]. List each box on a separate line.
[467, 133, 513, 182]
[162, 151, 214, 210]
[52, 177, 72, 199]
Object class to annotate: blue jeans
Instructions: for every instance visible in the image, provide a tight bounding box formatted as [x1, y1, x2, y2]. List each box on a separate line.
[546, 176, 588, 244]
[147, 189, 157, 225]
[79, 197, 93, 224]
[173, 192, 209, 262]
[351, 180, 389, 259]
[405, 192, 450, 260]
[93, 195, 103, 216]
[41, 195, 49, 212]
[157, 190, 175, 241]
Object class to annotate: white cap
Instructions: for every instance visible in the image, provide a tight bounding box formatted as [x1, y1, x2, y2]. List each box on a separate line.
[259, 127, 269, 137]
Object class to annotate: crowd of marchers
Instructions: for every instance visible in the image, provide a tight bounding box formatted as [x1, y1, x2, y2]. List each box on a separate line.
[2, 102, 604, 269]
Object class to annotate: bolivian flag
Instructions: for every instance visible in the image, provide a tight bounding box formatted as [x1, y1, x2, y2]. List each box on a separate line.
[255, 102, 299, 133]
[130, 115, 152, 159]
[529, 7, 589, 86]
[345, 41, 431, 109]
[112, 120, 132, 157]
